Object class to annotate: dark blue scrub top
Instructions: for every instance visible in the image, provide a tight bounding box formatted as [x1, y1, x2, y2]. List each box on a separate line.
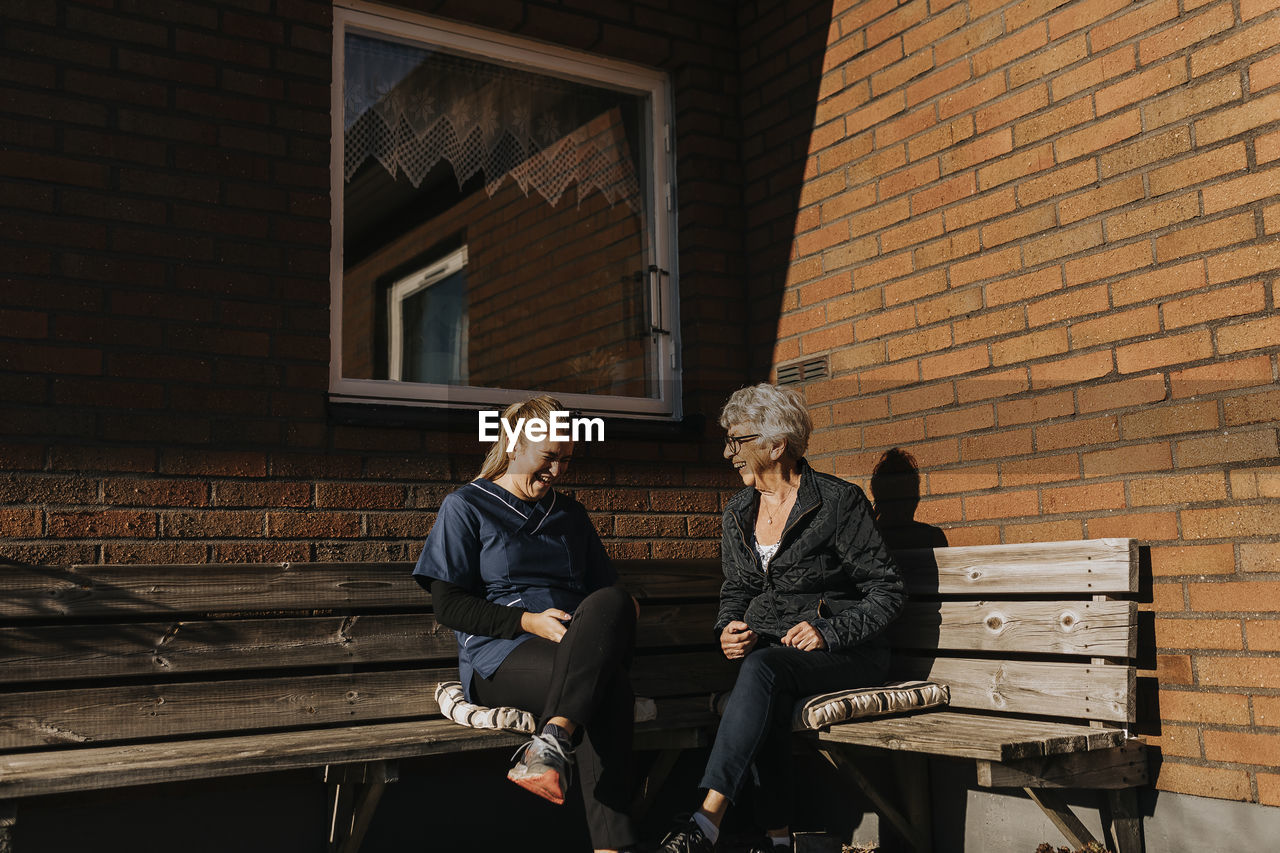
[412, 478, 616, 700]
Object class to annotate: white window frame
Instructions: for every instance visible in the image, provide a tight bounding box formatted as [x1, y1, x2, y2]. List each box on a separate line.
[330, 2, 681, 419]
[387, 246, 468, 383]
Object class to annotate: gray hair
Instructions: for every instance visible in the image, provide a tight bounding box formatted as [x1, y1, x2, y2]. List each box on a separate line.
[718, 383, 812, 460]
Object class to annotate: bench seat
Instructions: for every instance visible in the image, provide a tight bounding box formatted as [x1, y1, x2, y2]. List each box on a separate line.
[0, 698, 716, 800]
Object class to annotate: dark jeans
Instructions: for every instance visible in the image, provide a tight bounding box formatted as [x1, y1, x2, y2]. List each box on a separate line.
[699, 644, 887, 830]
[472, 585, 638, 850]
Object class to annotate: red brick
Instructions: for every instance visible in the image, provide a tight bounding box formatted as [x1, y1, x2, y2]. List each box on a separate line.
[1024, 221, 1104, 266]
[1258, 128, 1280, 164]
[981, 204, 1056, 248]
[846, 92, 907, 137]
[1013, 97, 1094, 148]
[1101, 126, 1193, 179]
[1144, 73, 1243, 130]
[952, 306, 1026, 345]
[964, 488, 1040, 521]
[926, 464, 1000, 494]
[1063, 241, 1154, 286]
[1252, 51, 1280, 92]
[977, 144, 1056, 192]
[1164, 280, 1266, 329]
[1191, 15, 1280, 77]
[1003, 518, 1085, 542]
[865, 416, 926, 448]
[887, 324, 951, 360]
[1070, 305, 1161, 348]
[1149, 543, 1236, 575]
[1059, 175, 1144, 225]
[1111, 260, 1206, 306]
[103, 542, 211, 564]
[945, 188, 1017, 231]
[1146, 725, 1201, 759]
[1205, 730, 1280, 767]
[1047, 0, 1131, 41]
[914, 229, 981, 268]
[949, 245, 1020, 287]
[1204, 164, 1280, 215]
[935, 16, 1004, 67]
[47, 510, 156, 538]
[910, 172, 976, 214]
[1156, 653, 1193, 684]
[1155, 762, 1250, 800]
[1195, 89, 1280, 146]
[1178, 429, 1279, 468]
[1041, 481, 1125, 515]
[163, 510, 266, 538]
[1115, 330, 1214, 374]
[973, 23, 1047, 78]
[1090, 509, 1179, 540]
[1035, 415, 1122, 454]
[1001, 453, 1081, 485]
[1247, 617, 1280, 649]
[906, 60, 972, 107]
[102, 479, 210, 507]
[1217, 314, 1280, 355]
[1106, 193, 1200, 241]
[992, 327, 1069, 367]
[1183, 505, 1279, 540]
[955, 366, 1030, 403]
[1224, 387, 1280, 427]
[881, 213, 946, 253]
[920, 344, 990, 380]
[1052, 47, 1138, 102]
[995, 390, 1075, 427]
[960, 428, 1034, 461]
[1139, 2, 1235, 65]
[1121, 400, 1220, 441]
[1082, 441, 1172, 477]
[925, 404, 996, 437]
[1093, 0, 1179, 51]
[1026, 284, 1109, 327]
[1159, 688, 1249, 722]
[1231, 465, 1280, 499]
[1149, 144, 1248, 198]
[267, 510, 363, 538]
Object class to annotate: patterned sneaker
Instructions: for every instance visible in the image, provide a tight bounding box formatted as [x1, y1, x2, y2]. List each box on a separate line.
[506, 732, 574, 805]
[657, 819, 715, 853]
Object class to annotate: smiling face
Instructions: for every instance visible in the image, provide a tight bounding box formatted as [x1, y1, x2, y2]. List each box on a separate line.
[723, 423, 776, 488]
[502, 436, 574, 501]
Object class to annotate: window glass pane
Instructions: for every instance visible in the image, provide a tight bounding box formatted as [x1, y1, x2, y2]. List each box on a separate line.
[341, 29, 661, 400]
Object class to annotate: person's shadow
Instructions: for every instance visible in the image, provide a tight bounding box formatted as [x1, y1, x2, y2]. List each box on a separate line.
[870, 448, 948, 551]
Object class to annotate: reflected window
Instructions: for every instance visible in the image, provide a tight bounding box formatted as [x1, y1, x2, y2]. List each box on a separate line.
[331, 7, 679, 418]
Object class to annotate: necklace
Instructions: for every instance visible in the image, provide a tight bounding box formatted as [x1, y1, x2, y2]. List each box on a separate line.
[761, 486, 796, 525]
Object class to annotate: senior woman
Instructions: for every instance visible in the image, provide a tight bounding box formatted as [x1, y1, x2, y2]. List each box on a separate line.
[413, 395, 641, 853]
[658, 384, 905, 853]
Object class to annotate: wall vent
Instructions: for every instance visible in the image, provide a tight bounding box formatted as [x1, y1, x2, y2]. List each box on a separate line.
[776, 356, 828, 386]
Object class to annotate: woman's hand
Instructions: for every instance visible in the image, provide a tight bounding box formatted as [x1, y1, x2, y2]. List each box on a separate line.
[521, 608, 571, 643]
[720, 620, 758, 659]
[781, 621, 827, 651]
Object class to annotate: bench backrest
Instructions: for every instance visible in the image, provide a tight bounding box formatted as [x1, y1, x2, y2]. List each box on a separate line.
[0, 560, 731, 754]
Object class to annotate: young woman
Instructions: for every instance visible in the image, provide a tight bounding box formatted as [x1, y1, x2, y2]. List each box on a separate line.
[414, 396, 640, 853]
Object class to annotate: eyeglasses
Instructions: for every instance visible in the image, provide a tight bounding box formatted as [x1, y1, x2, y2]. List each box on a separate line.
[724, 433, 760, 454]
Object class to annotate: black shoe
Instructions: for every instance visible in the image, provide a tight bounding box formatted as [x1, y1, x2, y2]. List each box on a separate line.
[658, 819, 715, 853]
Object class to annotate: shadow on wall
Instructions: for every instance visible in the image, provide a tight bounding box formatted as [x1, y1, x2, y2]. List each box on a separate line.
[871, 448, 948, 552]
[740, 0, 838, 383]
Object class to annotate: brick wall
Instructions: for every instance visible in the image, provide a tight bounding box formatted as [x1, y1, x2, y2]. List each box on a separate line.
[0, 0, 748, 569]
[772, 0, 1280, 805]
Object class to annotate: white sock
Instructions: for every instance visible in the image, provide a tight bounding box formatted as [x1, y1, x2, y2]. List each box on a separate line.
[692, 812, 719, 845]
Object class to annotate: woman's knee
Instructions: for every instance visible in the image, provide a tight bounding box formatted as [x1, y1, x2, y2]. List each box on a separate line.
[581, 585, 636, 623]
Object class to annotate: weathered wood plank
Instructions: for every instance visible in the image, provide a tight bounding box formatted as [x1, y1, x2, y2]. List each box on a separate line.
[895, 538, 1137, 595]
[0, 615, 453, 684]
[977, 740, 1148, 789]
[888, 600, 1137, 658]
[815, 711, 1127, 761]
[0, 700, 716, 798]
[0, 603, 721, 684]
[891, 656, 1135, 722]
[1025, 788, 1099, 848]
[1, 652, 728, 750]
[0, 563, 422, 619]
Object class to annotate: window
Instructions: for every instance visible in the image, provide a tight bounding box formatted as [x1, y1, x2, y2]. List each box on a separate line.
[331, 5, 680, 418]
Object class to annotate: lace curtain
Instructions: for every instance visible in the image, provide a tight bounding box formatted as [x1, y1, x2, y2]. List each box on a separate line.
[344, 34, 642, 212]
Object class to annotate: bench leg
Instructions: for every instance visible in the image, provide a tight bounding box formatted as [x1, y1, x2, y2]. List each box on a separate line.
[1024, 788, 1098, 850]
[816, 746, 929, 853]
[325, 761, 399, 853]
[631, 748, 683, 823]
[1104, 788, 1145, 853]
[0, 801, 14, 853]
[893, 753, 933, 853]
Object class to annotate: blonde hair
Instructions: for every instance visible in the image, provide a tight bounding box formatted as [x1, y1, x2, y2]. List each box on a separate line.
[477, 395, 566, 480]
[718, 383, 812, 460]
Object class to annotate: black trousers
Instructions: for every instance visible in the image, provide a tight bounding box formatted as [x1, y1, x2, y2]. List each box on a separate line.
[472, 585, 638, 850]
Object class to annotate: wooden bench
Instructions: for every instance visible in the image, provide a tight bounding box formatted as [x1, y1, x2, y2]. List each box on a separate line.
[0, 559, 734, 853]
[1, 538, 1145, 852]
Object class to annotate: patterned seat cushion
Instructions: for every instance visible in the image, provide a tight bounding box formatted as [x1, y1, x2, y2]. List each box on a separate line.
[435, 681, 658, 733]
[711, 679, 950, 731]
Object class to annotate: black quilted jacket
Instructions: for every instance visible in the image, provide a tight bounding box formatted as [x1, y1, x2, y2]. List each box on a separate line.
[715, 459, 906, 662]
